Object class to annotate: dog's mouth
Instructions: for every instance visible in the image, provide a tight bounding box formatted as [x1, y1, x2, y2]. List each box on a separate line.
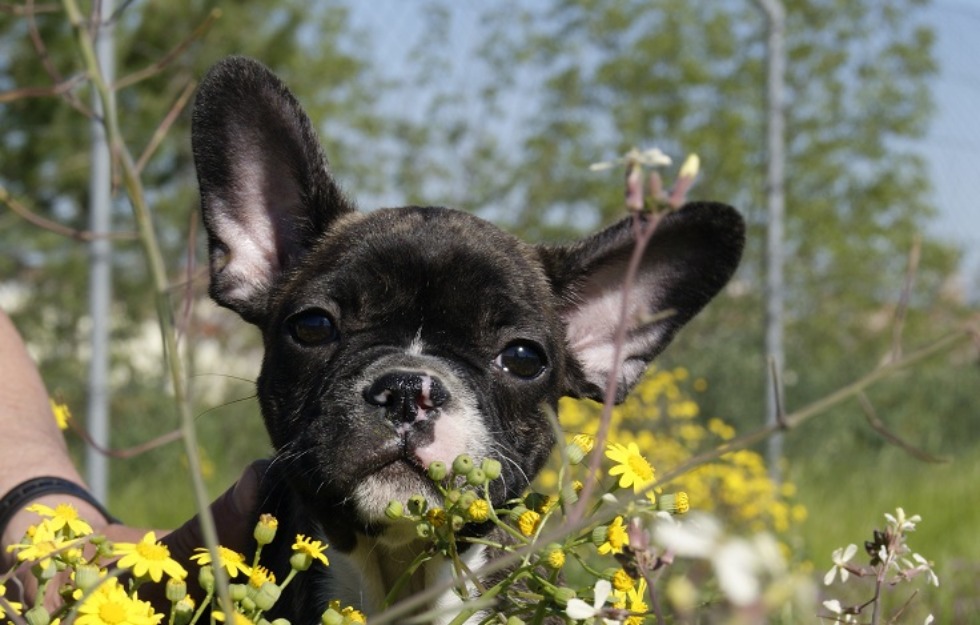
[349, 430, 437, 485]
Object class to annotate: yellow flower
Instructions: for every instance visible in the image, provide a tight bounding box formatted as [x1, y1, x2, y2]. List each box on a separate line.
[248, 565, 276, 589]
[213, 611, 255, 625]
[113, 531, 187, 582]
[675, 492, 690, 514]
[190, 546, 251, 578]
[292, 535, 330, 567]
[6, 521, 78, 569]
[611, 569, 635, 592]
[76, 578, 163, 625]
[516, 510, 541, 537]
[612, 577, 649, 625]
[570, 433, 595, 454]
[426, 507, 447, 528]
[597, 516, 629, 555]
[0, 582, 23, 620]
[545, 546, 565, 570]
[605, 442, 656, 493]
[51, 399, 71, 430]
[26, 502, 93, 537]
[467, 499, 490, 522]
[328, 600, 366, 623]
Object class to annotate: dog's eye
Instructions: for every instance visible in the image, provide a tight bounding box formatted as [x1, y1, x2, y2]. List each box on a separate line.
[288, 310, 339, 346]
[495, 342, 546, 379]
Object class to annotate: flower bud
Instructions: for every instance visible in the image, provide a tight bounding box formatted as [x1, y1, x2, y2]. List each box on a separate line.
[254, 582, 282, 611]
[321, 610, 343, 625]
[25, 607, 50, 625]
[254, 514, 279, 546]
[290, 552, 313, 572]
[407, 494, 427, 516]
[452, 454, 474, 476]
[560, 482, 579, 506]
[385, 500, 404, 520]
[480, 458, 502, 481]
[198, 565, 215, 592]
[427, 461, 448, 481]
[34, 559, 57, 581]
[565, 443, 585, 465]
[679, 153, 700, 181]
[457, 490, 477, 511]
[173, 597, 196, 625]
[466, 468, 487, 487]
[230, 583, 248, 602]
[74, 563, 102, 591]
[551, 587, 576, 607]
[166, 578, 188, 603]
[657, 492, 690, 515]
[592, 525, 609, 547]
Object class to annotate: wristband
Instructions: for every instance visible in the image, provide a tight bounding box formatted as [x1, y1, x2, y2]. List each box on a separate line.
[0, 476, 120, 540]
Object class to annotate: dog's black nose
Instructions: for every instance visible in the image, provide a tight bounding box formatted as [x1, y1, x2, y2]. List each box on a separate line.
[364, 370, 450, 423]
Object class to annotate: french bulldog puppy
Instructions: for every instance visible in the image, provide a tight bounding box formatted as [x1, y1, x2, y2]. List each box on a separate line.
[192, 56, 744, 624]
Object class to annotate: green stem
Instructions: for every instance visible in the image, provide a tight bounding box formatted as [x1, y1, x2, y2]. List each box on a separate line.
[187, 589, 213, 625]
[61, 0, 233, 615]
[383, 549, 433, 608]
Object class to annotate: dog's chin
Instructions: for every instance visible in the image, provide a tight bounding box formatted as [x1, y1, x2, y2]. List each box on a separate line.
[351, 459, 442, 539]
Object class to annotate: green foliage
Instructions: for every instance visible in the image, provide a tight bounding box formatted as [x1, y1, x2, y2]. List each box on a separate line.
[448, 0, 970, 459]
[1, 1, 391, 496]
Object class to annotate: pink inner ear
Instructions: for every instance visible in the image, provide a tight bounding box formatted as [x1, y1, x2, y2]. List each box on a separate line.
[564, 276, 668, 391]
[209, 160, 313, 308]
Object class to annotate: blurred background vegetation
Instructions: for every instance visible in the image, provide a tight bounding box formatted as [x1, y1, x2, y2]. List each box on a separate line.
[1, 0, 977, 621]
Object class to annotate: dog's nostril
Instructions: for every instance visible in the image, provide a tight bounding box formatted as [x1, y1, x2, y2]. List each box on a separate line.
[364, 370, 449, 422]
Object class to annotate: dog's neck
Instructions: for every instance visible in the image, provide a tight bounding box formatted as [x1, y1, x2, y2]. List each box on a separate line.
[332, 533, 487, 624]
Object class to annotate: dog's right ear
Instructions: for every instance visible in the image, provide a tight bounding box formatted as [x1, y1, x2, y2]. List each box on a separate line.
[192, 56, 355, 323]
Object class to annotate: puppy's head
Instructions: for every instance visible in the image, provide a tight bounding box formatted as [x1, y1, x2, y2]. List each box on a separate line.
[192, 57, 744, 550]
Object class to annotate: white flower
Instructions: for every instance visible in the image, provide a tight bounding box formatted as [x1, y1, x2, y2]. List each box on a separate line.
[924, 615, 934, 625]
[653, 514, 721, 559]
[714, 539, 761, 606]
[566, 579, 618, 624]
[912, 553, 940, 586]
[884, 508, 921, 533]
[654, 515, 786, 607]
[590, 147, 672, 171]
[824, 544, 858, 585]
[823, 599, 843, 613]
[822, 600, 857, 623]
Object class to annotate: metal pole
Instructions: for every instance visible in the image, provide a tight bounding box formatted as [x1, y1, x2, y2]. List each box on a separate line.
[754, 0, 786, 479]
[86, 0, 115, 503]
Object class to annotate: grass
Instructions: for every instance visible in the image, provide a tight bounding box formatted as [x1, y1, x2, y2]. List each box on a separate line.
[791, 443, 980, 623]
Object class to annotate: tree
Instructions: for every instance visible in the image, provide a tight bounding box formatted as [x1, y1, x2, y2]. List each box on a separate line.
[416, 0, 966, 455]
[0, 1, 393, 517]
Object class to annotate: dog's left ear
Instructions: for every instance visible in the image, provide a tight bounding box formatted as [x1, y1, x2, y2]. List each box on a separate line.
[192, 57, 355, 324]
[539, 202, 745, 402]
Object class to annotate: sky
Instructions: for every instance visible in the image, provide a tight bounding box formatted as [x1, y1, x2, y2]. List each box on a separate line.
[346, 1, 980, 299]
[921, 1, 980, 295]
